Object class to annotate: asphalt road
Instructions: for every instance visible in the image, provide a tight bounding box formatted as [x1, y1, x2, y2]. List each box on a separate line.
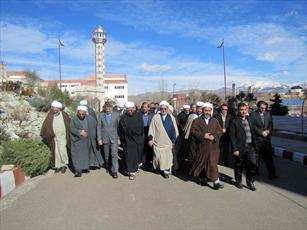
[1, 157, 306, 230]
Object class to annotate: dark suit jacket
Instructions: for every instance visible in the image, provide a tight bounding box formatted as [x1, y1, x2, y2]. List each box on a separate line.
[97, 111, 121, 144]
[251, 111, 273, 143]
[214, 113, 232, 134]
[229, 116, 258, 155]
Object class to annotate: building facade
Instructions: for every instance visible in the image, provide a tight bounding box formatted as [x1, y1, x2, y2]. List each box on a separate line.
[46, 74, 128, 106]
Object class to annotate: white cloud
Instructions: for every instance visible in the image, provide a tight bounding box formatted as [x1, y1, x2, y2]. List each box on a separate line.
[136, 63, 171, 73]
[256, 52, 280, 61]
[1, 23, 57, 53]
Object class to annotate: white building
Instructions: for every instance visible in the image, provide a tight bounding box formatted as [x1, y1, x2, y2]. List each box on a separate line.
[46, 73, 128, 106]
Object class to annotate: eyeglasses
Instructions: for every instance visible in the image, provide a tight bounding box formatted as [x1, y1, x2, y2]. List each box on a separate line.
[221, 108, 228, 110]
[160, 107, 168, 110]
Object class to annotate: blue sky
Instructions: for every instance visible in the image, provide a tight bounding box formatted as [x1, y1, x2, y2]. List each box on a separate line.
[1, 0, 306, 95]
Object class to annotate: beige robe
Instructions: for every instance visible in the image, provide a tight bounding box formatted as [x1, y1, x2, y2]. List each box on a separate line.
[183, 113, 198, 139]
[52, 112, 69, 168]
[148, 114, 179, 171]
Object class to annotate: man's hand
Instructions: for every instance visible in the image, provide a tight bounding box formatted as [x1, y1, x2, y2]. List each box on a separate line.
[222, 128, 226, 133]
[118, 139, 121, 145]
[262, 130, 270, 137]
[80, 130, 88, 137]
[98, 139, 103, 145]
[204, 133, 214, 141]
[149, 140, 157, 147]
[233, 151, 240, 157]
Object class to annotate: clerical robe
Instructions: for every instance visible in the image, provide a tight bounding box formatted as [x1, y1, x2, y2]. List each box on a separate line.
[70, 114, 103, 171]
[148, 114, 179, 171]
[118, 112, 144, 173]
[189, 116, 222, 181]
[40, 111, 70, 168]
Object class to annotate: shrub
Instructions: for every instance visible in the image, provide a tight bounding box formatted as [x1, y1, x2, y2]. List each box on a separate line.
[27, 96, 50, 112]
[2, 139, 50, 177]
[0, 145, 4, 168]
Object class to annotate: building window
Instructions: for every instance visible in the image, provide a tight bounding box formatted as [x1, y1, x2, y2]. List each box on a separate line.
[115, 95, 125, 99]
[104, 86, 108, 89]
[114, 86, 124, 89]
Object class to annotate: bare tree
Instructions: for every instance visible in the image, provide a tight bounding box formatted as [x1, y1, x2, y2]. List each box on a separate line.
[24, 70, 42, 87]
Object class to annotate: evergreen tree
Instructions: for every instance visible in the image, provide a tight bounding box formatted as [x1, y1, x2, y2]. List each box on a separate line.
[270, 93, 288, 115]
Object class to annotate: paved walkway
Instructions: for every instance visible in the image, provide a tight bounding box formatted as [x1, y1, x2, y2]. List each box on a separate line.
[272, 136, 307, 154]
[272, 116, 307, 134]
[1, 157, 306, 230]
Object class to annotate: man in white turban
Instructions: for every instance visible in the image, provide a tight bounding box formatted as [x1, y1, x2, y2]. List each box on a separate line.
[40, 100, 70, 173]
[176, 104, 191, 169]
[79, 99, 97, 121]
[148, 100, 179, 178]
[70, 105, 103, 177]
[189, 102, 224, 190]
[118, 101, 144, 180]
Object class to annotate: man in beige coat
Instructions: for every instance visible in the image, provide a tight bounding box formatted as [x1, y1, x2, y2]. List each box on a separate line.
[148, 100, 179, 178]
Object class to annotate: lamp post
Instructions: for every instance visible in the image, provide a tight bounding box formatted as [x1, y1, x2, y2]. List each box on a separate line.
[217, 39, 227, 102]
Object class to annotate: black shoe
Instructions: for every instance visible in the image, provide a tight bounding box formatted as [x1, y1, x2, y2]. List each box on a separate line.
[198, 178, 207, 186]
[54, 168, 61, 173]
[74, 171, 82, 177]
[112, 172, 118, 179]
[61, 167, 66, 174]
[235, 181, 243, 189]
[213, 183, 224, 190]
[247, 182, 256, 191]
[162, 173, 169, 179]
[268, 175, 278, 179]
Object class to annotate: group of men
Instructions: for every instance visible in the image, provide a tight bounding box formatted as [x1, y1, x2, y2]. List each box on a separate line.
[40, 98, 277, 191]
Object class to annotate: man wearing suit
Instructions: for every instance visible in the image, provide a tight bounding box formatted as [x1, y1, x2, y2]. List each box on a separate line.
[229, 103, 258, 191]
[252, 101, 277, 179]
[214, 104, 232, 166]
[97, 102, 121, 178]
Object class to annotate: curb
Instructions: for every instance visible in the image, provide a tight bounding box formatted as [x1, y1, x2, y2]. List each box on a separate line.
[0, 166, 27, 199]
[274, 147, 307, 165]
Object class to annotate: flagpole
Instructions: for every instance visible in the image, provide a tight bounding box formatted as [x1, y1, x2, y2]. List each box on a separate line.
[217, 39, 227, 102]
[222, 43, 227, 102]
[58, 40, 62, 90]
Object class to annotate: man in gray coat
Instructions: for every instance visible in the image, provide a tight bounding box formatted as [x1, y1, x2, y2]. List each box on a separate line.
[97, 102, 121, 178]
[70, 105, 103, 177]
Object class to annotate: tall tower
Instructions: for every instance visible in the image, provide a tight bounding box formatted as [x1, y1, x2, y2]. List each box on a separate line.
[232, 83, 236, 97]
[92, 26, 107, 87]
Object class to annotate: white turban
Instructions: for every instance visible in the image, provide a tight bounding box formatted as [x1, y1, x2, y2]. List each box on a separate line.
[77, 105, 87, 111]
[169, 105, 174, 113]
[183, 104, 190, 109]
[125, 101, 135, 108]
[79, 100, 88, 106]
[51, 100, 62, 109]
[159, 100, 169, 107]
[203, 102, 213, 109]
[196, 101, 204, 107]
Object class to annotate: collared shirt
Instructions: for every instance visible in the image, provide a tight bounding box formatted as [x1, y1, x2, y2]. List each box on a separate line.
[105, 113, 112, 125]
[204, 117, 210, 125]
[143, 113, 149, 127]
[162, 114, 167, 121]
[221, 113, 226, 128]
[259, 112, 265, 125]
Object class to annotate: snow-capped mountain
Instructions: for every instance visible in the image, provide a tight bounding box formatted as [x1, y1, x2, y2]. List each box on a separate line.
[237, 80, 296, 93]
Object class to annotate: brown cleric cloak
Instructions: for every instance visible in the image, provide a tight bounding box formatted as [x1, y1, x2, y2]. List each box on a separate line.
[189, 116, 222, 181]
[40, 110, 71, 167]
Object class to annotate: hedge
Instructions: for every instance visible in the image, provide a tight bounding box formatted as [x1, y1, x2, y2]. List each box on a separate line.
[2, 139, 50, 177]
